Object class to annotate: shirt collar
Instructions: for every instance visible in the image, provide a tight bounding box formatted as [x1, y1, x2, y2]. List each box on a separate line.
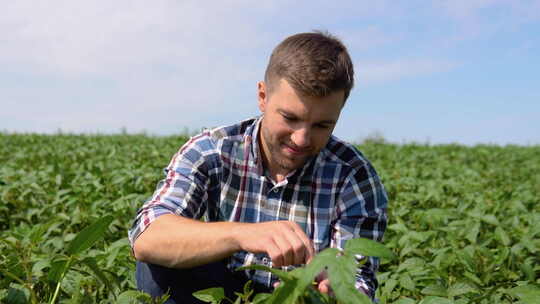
[247, 115, 263, 168]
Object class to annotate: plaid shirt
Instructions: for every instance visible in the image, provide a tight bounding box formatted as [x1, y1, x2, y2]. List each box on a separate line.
[128, 116, 388, 299]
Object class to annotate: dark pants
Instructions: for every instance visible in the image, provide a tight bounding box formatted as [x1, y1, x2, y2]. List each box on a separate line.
[136, 260, 271, 304]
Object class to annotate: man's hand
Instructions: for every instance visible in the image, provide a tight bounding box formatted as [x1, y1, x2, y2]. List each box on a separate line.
[233, 221, 314, 268]
[315, 271, 334, 296]
[134, 216, 313, 269]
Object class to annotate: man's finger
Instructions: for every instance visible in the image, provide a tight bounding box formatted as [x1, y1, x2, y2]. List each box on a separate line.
[294, 227, 314, 263]
[266, 238, 284, 268]
[271, 228, 297, 267]
[281, 225, 308, 266]
[318, 278, 331, 294]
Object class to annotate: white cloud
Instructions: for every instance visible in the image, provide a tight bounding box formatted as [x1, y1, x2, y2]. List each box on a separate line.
[1, 1, 277, 133]
[1, 1, 404, 134]
[1, 1, 270, 76]
[1, 1, 537, 145]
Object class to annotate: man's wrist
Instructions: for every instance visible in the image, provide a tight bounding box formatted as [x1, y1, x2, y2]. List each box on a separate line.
[227, 221, 247, 252]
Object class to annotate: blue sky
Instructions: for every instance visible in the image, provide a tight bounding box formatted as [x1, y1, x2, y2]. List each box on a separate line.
[1, 1, 539, 145]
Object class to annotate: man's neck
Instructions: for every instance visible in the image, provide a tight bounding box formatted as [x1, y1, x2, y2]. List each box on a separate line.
[263, 166, 289, 184]
[272, 172, 288, 184]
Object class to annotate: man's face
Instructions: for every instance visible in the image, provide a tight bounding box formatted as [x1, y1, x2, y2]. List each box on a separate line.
[258, 78, 344, 179]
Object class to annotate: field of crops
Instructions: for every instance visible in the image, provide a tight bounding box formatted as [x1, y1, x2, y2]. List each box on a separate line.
[1, 133, 539, 303]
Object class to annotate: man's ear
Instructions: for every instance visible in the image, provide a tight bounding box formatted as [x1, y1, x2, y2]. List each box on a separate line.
[257, 81, 267, 113]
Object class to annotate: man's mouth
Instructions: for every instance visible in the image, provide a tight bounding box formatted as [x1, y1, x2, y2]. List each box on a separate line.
[282, 143, 308, 156]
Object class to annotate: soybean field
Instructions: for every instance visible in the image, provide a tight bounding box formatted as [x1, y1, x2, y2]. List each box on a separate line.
[1, 133, 539, 303]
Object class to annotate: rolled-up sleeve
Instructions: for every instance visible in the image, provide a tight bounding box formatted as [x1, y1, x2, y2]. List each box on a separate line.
[128, 133, 218, 248]
[331, 162, 388, 300]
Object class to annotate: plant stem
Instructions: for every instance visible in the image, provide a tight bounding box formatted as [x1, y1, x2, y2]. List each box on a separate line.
[0, 269, 26, 286]
[49, 257, 74, 304]
[49, 280, 62, 304]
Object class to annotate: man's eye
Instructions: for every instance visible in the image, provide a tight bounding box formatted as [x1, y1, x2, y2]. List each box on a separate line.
[283, 115, 296, 121]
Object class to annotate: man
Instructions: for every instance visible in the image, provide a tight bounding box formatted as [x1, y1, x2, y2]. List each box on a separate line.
[129, 31, 388, 303]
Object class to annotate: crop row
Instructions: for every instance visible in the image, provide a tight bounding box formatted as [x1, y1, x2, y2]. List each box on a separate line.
[1, 133, 538, 303]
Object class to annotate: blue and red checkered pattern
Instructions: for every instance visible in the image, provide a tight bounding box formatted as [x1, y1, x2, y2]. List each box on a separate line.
[129, 116, 388, 299]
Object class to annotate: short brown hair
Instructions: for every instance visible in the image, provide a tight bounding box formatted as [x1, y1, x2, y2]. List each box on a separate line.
[264, 31, 354, 102]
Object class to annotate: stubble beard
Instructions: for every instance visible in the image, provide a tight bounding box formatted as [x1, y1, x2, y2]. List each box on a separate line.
[270, 136, 311, 172]
[261, 128, 301, 173]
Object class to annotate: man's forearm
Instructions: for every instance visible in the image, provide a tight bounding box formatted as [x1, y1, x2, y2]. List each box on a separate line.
[133, 214, 315, 269]
[133, 214, 242, 269]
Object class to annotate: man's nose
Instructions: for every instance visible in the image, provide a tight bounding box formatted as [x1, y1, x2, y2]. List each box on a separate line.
[291, 128, 311, 148]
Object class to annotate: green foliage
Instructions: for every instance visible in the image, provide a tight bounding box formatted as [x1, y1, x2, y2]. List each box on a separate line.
[360, 142, 540, 303]
[193, 287, 226, 304]
[0, 133, 187, 303]
[1, 133, 539, 303]
[195, 238, 394, 304]
[505, 285, 540, 304]
[66, 216, 114, 255]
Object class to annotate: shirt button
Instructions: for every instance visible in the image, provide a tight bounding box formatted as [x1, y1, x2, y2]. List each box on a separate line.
[273, 188, 279, 193]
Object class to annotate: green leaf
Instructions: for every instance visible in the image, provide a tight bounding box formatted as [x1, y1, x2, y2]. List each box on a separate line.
[81, 257, 117, 294]
[495, 247, 510, 265]
[520, 263, 535, 282]
[331, 283, 372, 304]
[407, 231, 435, 243]
[116, 290, 152, 304]
[31, 258, 51, 278]
[480, 214, 500, 226]
[465, 222, 480, 244]
[399, 274, 415, 291]
[47, 258, 70, 283]
[495, 226, 511, 246]
[393, 298, 416, 304]
[66, 215, 114, 255]
[506, 285, 540, 304]
[55, 174, 62, 186]
[383, 278, 398, 294]
[267, 280, 304, 304]
[344, 237, 396, 260]
[192, 287, 225, 304]
[456, 250, 475, 272]
[251, 293, 272, 304]
[295, 248, 339, 293]
[421, 284, 447, 297]
[388, 222, 409, 233]
[302, 288, 329, 304]
[29, 223, 50, 243]
[327, 253, 356, 286]
[419, 296, 454, 304]
[244, 251, 339, 304]
[5, 286, 29, 304]
[242, 280, 252, 296]
[326, 253, 371, 304]
[463, 272, 483, 286]
[447, 282, 475, 297]
[397, 257, 425, 272]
